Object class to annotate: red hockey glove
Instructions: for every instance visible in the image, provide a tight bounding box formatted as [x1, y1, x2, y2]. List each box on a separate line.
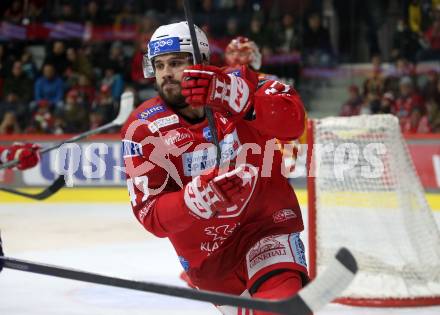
[183, 164, 258, 219]
[181, 65, 255, 116]
[0, 143, 41, 170]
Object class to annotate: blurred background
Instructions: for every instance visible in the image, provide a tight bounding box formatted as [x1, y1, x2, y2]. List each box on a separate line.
[0, 0, 439, 189]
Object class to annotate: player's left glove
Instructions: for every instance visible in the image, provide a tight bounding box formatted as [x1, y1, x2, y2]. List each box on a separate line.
[181, 65, 255, 116]
[183, 164, 258, 219]
[0, 143, 41, 170]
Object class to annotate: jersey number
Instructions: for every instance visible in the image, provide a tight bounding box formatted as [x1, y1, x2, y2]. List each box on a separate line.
[127, 176, 149, 206]
[264, 81, 290, 95]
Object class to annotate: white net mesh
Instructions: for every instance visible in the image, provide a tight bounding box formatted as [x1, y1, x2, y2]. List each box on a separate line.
[311, 114, 440, 302]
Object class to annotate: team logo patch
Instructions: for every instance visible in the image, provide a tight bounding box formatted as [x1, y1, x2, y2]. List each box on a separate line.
[122, 140, 143, 157]
[178, 256, 190, 272]
[148, 114, 179, 133]
[138, 104, 166, 120]
[163, 128, 194, 147]
[272, 209, 297, 223]
[148, 37, 180, 57]
[201, 224, 239, 254]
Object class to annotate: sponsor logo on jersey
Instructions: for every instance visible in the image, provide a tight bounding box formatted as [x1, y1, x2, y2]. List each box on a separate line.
[163, 128, 194, 147]
[245, 234, 307, 278]
[248, 236, 287, 270]
[147, 114, 179, 133]
[202, 126, 212, 141]
[228, 70, 242, 77]
[138, 104, 166, 120]
[289, 232, 307, 268]
[178, 256, 190, 272]
[182, 129, 241, 176]
[138, 199, 156, 221]
[272, 208, 297, 223]
[122, 140, 143, 157]
[149, 37, 180, 57]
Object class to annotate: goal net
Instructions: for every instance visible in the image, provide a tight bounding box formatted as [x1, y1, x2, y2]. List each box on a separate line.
[307, 114, 440, 306]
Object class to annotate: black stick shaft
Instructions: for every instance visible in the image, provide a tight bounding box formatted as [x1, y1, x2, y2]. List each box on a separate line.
[1, 257, 291, 314]
[183, 0, 222, 167]
[0, 248, 357, 314]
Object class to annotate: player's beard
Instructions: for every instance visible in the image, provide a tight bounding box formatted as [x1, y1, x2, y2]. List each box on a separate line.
[157, 79, 188, 110]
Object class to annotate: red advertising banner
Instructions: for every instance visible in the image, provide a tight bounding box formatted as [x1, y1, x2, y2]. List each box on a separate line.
[406, 140, 440, 190]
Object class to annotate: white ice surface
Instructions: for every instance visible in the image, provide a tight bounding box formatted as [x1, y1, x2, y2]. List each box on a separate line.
[1, 202, 440, 315]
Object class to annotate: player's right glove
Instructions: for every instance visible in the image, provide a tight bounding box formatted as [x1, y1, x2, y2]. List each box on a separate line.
[183, 164, 258, 219]
[181, 65, 256, 116]
[0, 143, 41, 170]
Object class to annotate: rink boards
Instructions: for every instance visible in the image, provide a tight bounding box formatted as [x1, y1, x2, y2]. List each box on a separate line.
[1, 189, 440, 315]
[1, 188, 440, 213]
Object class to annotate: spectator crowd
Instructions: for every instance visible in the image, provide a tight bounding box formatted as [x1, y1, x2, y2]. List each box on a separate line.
[0, 0, 439, 134]
[339, 54, 440, 133]
[334, 0, 440, 134]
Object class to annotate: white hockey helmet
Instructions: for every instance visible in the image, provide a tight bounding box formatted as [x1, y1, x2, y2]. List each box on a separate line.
[143, 21, 210, 78]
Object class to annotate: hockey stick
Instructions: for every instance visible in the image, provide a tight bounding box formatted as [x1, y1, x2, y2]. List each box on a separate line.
[0, 248, 357, 314]
[0, 91, 134, 170]
[0, 175, 65, 200]
[183, 0, 222, 166]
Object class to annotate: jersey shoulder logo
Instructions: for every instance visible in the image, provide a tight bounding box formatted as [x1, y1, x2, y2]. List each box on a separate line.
[138, 104, 166, 121]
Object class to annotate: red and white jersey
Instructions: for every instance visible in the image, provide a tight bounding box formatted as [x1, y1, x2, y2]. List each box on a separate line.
[121, 77, 305, 290]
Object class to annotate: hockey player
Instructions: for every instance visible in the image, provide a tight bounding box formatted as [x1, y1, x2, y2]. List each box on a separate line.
[121, 22, 307, 315]
[0, 143, 40, 170]
[224, 36, 307, 174]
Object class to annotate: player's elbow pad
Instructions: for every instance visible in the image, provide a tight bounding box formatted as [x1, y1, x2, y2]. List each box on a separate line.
[253, 95, 305, 140]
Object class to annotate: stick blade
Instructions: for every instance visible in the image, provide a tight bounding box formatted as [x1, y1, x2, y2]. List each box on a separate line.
[0, 175, 65, 200]
[33, 175, 66, 200]
[113, 91, 134, 125]
[285, 247, 357, 314]
[336, 247, 358, 274]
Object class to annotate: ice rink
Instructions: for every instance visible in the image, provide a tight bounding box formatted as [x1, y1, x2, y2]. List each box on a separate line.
[1, 194, 440, 315]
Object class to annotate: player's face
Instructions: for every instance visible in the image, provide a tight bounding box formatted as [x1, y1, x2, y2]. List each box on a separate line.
[154, 53, 192, 108]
